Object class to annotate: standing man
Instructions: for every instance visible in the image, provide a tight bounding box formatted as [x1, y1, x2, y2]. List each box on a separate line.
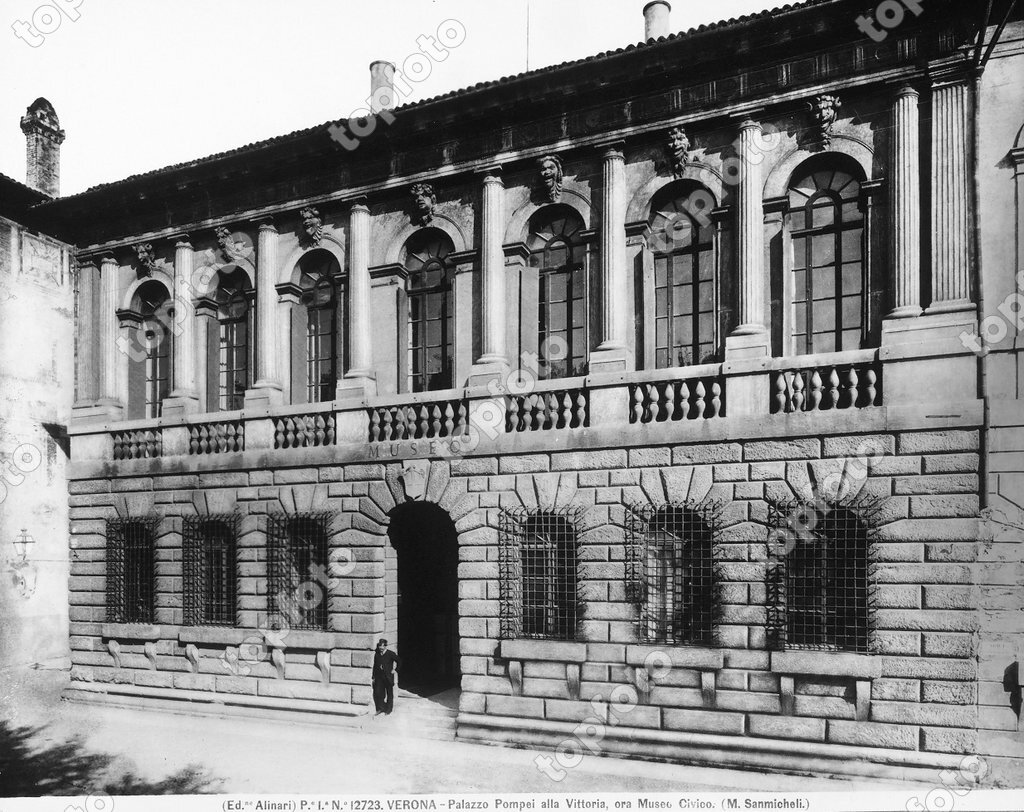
[372, 638, 400, 715]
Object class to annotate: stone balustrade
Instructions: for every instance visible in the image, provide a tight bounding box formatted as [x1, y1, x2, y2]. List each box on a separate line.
[74, 350, 893, 464]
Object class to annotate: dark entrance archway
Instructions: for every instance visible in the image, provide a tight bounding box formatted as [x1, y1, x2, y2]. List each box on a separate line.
[387, 501, 460, 694]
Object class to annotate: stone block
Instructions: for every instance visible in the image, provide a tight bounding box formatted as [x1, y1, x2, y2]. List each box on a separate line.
[486, 695, 544, 718]
[744, 438, 820, 461]
[748, 714, 826, 741]
[921, 680, 976, 705]
[897, 431, 979, 455]
[870, 701, 974, 728]
[826, 720, 918, 750]
[662, 708, 744, 735]
[920, 727, 978, 754]
[823, 435, 896, 458]
[923, 454, 980, 474]
[672, 443, 743, 464]
[551, 450, 627, 471]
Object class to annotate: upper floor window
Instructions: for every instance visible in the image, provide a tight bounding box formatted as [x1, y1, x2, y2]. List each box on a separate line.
[126, 281, 173, 420]
[297, 250, 341, 403]
[528, 207, 591, 380]
[650, 190, 717, 368]
[404, 230, 454, 393]
[787, 162, 865, 355]
[106, 518, 157, 624]
[216, 269, 253, 411]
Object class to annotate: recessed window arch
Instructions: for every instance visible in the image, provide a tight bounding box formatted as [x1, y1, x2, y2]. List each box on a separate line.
[403, 229, 454, 393]
[296, 249, 341, 403]
[126, 280, 173, 420]
[786, 157, 867, 355]
[214, 268, 254, 412]
[528, 206, 592, 380]
[648, 183, 719, 368]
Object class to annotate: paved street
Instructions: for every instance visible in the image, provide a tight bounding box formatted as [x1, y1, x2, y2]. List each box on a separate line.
[1, 672, 897, 797]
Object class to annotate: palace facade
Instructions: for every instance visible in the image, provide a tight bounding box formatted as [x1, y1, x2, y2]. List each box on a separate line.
[13, 0, 1024, 785]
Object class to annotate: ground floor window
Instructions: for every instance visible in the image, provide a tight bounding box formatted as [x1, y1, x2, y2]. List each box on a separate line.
[183, 515, 239, 627]
[267, 513, 331, 631]
[106, 518, 158, 624]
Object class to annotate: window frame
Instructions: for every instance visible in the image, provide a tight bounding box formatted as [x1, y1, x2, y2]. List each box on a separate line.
[267, 513, 332, 632]
[183, 515, 239, 628]
[106, 517, 159, 625]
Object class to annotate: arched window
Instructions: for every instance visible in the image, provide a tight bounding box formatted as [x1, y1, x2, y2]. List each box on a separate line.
[649, 190, 717, 368]
[528, 207, 591, 379]
[784, 506, 870, 652]
[126, 280, 173, 420]
[404, 231, 454, 393]
[215, 269, 253, 411]
[787, 162, 865, 355]
[297, 250, 340, 403]
[633, 505, 716, 645]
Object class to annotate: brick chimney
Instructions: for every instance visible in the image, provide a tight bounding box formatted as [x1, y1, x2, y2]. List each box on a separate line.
[643, 1, 672, 41]
[20, 97, 65, 197]
[369, 61, 397, 113]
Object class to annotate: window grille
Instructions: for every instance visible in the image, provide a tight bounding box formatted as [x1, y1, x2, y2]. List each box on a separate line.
[767, 500, 873, 653]
[106, 517, 159, 624]
[183, 515, 239, 627]
[626, 502, 719, 645]
[267, 513, 331, 631]
[499, 507, 582, 640]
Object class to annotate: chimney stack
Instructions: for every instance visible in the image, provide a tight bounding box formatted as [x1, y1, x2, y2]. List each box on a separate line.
[20, 97, 65, 197]
[643, 1, 672, 41]
[369, 61, 397, 114]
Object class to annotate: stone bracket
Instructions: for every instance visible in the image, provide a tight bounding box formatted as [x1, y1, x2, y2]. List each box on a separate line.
[317, 651, 331, 686]
[184, 644, 199, 672]
[144, 642, 158, 670]
[508, 660, 524, 697]
[566, 663, 581, 701]
[271, 648, 286, 680]
[633, 666, 652, 705]
[701, 670, 717, 709]
[107, 640, 122, 669]
[780, 675, 796, 716]
[855, 679, 871, 722]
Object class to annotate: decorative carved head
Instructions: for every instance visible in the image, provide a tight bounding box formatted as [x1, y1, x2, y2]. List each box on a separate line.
[812, 94, 842, 147]
[300, 207, 323, 246]
[215, 226, 237, 257]
[134, 243, 157, 277]
[667, 126, 692, 177]
[410, 183, 437, 225]
[537, 156, 564, 203]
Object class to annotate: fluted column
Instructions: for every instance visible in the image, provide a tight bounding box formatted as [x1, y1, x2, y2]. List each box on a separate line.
[928, 76, 973, 313]
[590, 144, 631, 374]
[734, 118, 767, 337]
[479, 170, 507, 365]
[98, 255, 122, 408]
[163, 239, 200, 417]
[339, 202, 376, 397]
[244, 221, 284, 408]
[888, 85, 922, 318]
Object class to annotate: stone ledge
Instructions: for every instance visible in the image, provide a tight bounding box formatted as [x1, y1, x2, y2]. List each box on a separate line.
[624, 645, 724, 670]
[456, 714, 968, 782]
[177, 627, 358, 650]
[499, 639, 587, 663]
[771, 650, 882, 679]
[100, 623, 164, 641]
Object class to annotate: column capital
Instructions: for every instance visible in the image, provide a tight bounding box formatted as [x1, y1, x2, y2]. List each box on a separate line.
[100, 253, 118, 268]
[174, 237, 194, 251]
[347, 196, 370, 213]
[256, 218, 278, 234]
[476, 164, 503, 180]
[599, 140, 626, 159]
[890, 82, 921, 100]
[728, 109, 765, 128]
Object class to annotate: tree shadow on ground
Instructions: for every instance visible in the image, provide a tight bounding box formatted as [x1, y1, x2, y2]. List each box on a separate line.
[0, 720, 223, 796]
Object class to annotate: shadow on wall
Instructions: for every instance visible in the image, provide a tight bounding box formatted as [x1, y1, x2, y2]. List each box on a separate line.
[0, 720, 223, 797]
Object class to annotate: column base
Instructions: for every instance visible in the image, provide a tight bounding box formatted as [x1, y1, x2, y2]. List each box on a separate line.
[162, 394, 201, 419]
[467, 359, 511, 387]
[725, 330, 770, 360]
[244, 384, 284, 410]
[588, 347, 632, 376]
[886, 305, 924, 319]
[881, 310, 978, 350]
[925, 299, 975, 316]
[70, 402, 123, 429]
[336, 373, 377, 403]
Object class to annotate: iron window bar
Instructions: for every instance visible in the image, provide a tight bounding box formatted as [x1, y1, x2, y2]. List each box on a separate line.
[499, 506, 584, 641]
[183, 514, 240, 627]
[626, 501, 721, 646]
[106, 516, 160, 624]
[267, 512, 333, 632]
[766, 499, 877, 654]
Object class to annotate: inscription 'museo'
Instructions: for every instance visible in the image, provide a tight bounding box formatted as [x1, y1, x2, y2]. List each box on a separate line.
[367, 439, 464, 459]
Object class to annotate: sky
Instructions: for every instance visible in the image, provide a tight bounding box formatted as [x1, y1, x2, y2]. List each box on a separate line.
[0, 0, 779, 196]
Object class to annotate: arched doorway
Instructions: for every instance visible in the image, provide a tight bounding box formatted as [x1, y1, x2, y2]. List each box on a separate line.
[386, 501, 460, 694]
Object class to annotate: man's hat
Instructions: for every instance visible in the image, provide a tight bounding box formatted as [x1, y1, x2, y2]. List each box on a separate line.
[377, 638, 388, 646]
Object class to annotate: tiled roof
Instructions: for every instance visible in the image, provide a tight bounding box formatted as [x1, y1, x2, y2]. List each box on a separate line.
[65, 0, 836, 200]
